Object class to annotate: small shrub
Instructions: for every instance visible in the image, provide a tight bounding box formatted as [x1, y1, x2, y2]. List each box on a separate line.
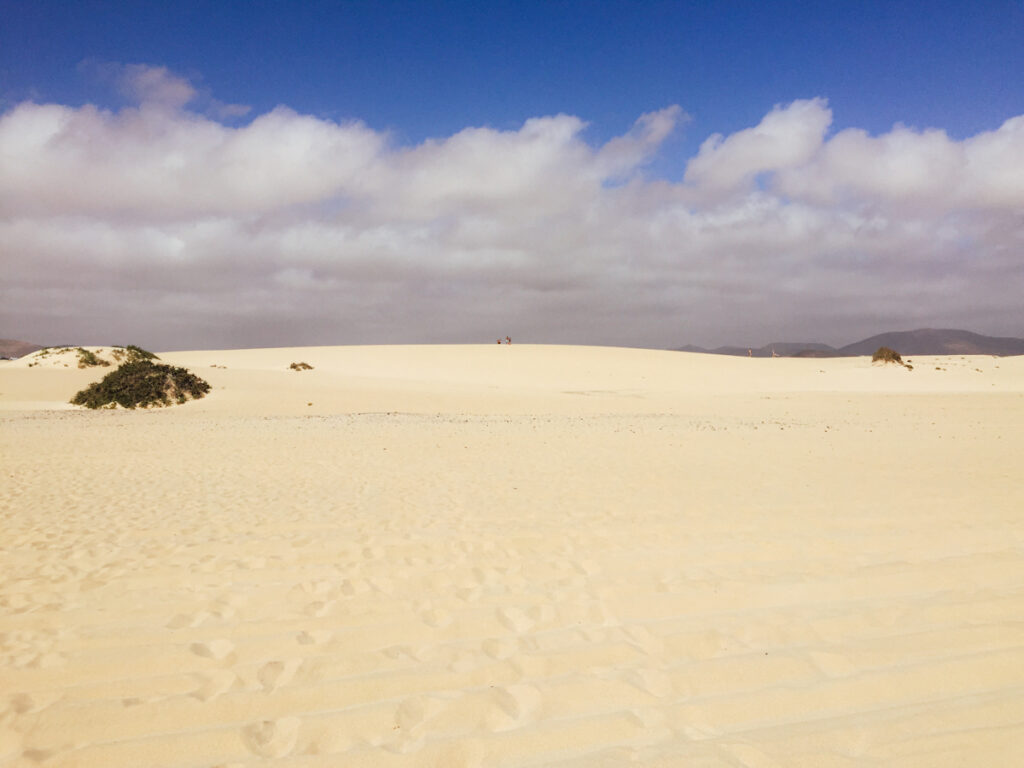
[872, 346, 903, 364]
[71, 360, 211, 409]
[289, 362, 314, 371]
[872, 346, 913, 370]
[109, 345, 158, 363]
[76, 347, 111, 368]
[125, 344, 158, 362]
[37, 346, 72, 358]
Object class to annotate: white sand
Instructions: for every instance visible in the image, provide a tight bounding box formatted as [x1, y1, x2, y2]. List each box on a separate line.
[2, 345, 1023, 766]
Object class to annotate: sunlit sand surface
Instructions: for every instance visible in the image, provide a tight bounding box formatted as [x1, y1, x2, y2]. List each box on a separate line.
[2, 345, 1023, 766]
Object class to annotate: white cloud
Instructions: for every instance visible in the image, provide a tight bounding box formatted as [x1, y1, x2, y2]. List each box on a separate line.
[683, 98, 832, 197]
[1, 67, 1022, 350]
[118, 64, 196, 109]
[0, 101, 383, 217]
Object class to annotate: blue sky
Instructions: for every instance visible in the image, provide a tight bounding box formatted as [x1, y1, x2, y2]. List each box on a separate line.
[1, 1, 1023, 348]
[5, 1, 1022, 145]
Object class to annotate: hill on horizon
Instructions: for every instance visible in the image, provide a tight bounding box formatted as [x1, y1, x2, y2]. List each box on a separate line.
[678, 329, 1024, 358]
[5, 329, 1022, 359]
[0, 339, 45, 358]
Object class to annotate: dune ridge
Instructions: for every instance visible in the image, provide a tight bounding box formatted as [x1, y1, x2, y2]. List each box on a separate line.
[2, 344, 1023, 766]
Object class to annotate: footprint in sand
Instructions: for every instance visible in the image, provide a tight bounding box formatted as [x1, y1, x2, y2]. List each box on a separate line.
[394, 696, 432, 731]
[257, 659, 302, 692]
[455, 585, 483, 602]
[295, 629, 333, 646]
[484, 684, 544, 733]
[585, 601, 618, 627]
[241, 717, 301, 758]
[289, 580, 333, 599]
[382, 644, 427, 662]
[419, 606, 453, 628]
[339, 578, 370, 597]
[7, 692, 59, 715]
[303, 600, 336, 618]
[211, 594, 246, 620]
[496, 607, 535, 634]
[570, 558, 601, 576]
[191, 670, 237, 701]
[190, 638, 236, 663]
[447, 649, 481, 674]
[384, 696, 449, 754]
[27, 651, 66, 668]
[166, 611, 211, 629]
[368, 577, 395, 595]
[22, 749, 56, 763]
[471, 567, 500, 587]
[480, 637, 518, 660]
[527, 604, 555, 625]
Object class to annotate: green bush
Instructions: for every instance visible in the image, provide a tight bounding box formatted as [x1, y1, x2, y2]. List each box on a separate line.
[110, 345, 159, 363]
[76, 347, 110, 368]
[125, 344, 158, 362]
[872, 346, 903, 364]
[289, 361, 314, 371]
[71, 360, 211, 409]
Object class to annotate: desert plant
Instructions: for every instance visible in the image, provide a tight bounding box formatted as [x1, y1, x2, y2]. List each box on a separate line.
[872, 346, 903, 365]
[872, 346, 913, 370]
[125, 344, 158, 362]
[36, 346, 72, 358]
[289, 362, 314, 371]
[71, 360, 211, 409]
[110, 345, 158, 363]
[76, 347, 110, 368]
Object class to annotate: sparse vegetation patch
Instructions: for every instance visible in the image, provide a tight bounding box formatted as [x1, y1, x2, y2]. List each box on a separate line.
[289, 362, 314, 371]
[27, 346, 72, 366]
[76, 347, 111, 368]
[111, 345, 158, 363]
[27, 345, 158, 368]
[71, 360, 211, 409]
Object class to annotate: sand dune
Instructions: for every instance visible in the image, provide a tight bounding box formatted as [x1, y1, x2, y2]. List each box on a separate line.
[2, 345, 1023, 766]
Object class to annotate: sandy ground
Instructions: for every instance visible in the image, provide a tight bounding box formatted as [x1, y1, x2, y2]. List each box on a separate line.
[2, 344, 1023, 767]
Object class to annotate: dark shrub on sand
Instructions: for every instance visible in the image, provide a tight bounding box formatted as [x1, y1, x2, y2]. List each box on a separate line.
[71, 360, 211, 409]
[872, 346, 903, 364]
[872, 346, 913, 370]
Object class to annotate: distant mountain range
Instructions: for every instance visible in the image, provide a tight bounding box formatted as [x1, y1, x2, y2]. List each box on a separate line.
[678, 329, 1024, 358]
[0, 338, 45, 359]
[4, 329, 1022, 360]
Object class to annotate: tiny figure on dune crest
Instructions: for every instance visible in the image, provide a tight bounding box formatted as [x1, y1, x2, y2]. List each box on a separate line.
[506, 336, 512, 345]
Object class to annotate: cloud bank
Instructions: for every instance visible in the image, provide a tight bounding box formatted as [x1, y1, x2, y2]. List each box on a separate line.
[2, 65, 1022, 349]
